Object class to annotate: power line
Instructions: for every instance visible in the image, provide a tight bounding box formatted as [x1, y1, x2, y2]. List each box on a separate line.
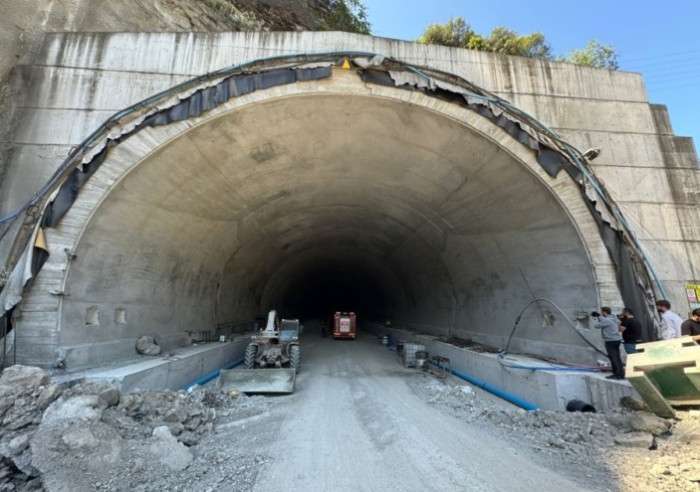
[620, 48, 700, 64]
[646, 80, 700, 91]
[644, 69, 700, 82]
[643, 66, 700, 77]
[643, 66, 700, 80]
[624, 58, 700, 72]
[626, 61, 700, 74]
[645, 78, 700, 86]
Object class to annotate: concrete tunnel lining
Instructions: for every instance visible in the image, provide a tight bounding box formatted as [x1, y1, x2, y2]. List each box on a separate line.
[27, 69, 624, 369]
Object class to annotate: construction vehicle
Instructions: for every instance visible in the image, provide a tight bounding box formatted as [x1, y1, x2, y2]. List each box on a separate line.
[218, 310, 300, 394]
[332, 311, 357, 339]
[245, 311, 301, 370]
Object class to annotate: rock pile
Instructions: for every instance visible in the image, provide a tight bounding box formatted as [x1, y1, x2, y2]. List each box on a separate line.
[410, 373, 699, 492]
[414, 376, 672, 450]
[0, 365, 265, 491]
[108, 388, 218, 445]
[0, 366, 61, 491]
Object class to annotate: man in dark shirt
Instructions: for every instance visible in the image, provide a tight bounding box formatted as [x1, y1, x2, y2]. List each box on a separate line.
[619, 307, 642, 354]
[681, 308, 700, 336]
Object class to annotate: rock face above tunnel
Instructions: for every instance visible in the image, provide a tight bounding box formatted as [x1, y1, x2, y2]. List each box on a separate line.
[1, 31, 698, 370]
[0, 1, 349, 193]
[0, 0, 329, 82]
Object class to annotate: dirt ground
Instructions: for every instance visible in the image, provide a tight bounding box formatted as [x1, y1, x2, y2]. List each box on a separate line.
[1, 330, 698, 491]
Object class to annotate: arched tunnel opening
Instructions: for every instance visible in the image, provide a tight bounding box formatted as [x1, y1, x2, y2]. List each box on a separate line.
[271, 260, 393, 320]
[54, 82, 607, 369]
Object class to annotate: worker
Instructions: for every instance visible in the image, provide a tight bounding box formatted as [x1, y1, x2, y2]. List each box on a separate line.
[681, 308, 700, 336]
[592, 307, 624, 380]
[656, 299, 683, 339]
[619, 307, 642, 354]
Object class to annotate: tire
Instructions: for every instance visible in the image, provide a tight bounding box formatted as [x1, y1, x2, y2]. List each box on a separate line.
[289, 344, 301, 372]
[244, 344, 258, 369]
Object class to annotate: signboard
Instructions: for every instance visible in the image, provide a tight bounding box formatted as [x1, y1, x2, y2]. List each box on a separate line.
[686, 283, 700, 311]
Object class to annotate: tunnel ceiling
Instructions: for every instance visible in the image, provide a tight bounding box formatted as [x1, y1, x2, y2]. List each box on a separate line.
[62, 91, 599, 352]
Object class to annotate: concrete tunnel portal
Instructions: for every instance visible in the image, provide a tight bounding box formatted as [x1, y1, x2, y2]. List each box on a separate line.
[11, 61, 643, 370]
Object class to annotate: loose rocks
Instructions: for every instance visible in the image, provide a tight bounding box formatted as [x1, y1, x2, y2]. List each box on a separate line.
[61, 427, 99, 450]
[0, 364, 273, 491]
[620, 396, 648, 412]
[135, 336, 161, 356]
[0, 365, 61, 490]
[628, 412, 672, 436]
[150, 426, 193, 471]
[614, 431, 655, 448]
[42, 395, 102, 425]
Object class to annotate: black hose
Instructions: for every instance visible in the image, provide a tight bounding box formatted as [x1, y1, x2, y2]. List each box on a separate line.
[503, 298, 608, 358]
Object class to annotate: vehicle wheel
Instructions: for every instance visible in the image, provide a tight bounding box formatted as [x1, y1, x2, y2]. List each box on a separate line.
[244, 344, 258, 369]
[290, 344, 301, 371]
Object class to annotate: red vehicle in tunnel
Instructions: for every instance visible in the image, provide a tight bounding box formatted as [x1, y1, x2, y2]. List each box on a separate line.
[332, 312, 357, 339]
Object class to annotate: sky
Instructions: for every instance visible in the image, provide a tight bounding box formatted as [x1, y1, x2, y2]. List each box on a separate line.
[364, 0, 700, 149]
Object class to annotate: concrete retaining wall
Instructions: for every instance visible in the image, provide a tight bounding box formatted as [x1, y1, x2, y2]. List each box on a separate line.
[60, 335, 251, 393]
[370, 324, 638, 412]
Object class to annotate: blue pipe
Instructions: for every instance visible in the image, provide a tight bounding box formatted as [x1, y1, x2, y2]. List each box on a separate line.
[450, 367, 539, 412]
[499, 362, 600, 372]
[183, 357, 245, 391]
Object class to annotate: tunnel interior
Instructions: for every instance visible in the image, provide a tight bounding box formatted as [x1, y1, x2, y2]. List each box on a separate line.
[273, 260, 392, 320]
[59, 91, 602, 366]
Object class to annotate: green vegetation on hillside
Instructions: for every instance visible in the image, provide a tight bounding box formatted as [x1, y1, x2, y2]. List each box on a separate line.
[321, 0, 371, 34]
[199, 0, 371, 34]
[418, 17, 618, 70]
[201, 0, 263, 29]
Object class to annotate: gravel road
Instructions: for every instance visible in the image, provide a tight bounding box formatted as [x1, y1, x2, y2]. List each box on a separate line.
[251, 332, 591, 492]
[4, 328, 693, 491]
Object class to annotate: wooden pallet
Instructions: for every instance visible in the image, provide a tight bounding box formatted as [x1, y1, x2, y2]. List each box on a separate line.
[626, 336, 700, 418]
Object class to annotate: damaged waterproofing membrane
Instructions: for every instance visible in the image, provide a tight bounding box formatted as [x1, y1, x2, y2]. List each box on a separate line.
[0, 51, 663, 343]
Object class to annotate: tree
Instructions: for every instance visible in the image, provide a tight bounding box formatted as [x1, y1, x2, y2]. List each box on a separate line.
[484, 27, 551, 58]
[417, 18, 551, 59]
[417, 17, 618, 70]
[322, 0, 371, 35]
[418, 17, 475, 48]
[563, 40, 619, 70]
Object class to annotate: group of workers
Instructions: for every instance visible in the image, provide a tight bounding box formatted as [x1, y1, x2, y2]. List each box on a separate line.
[592, 300, 700, 380]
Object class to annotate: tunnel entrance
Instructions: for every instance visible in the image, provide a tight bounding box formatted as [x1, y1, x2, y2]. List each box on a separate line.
[57, 86, 604, 367]
[10, 65, 630, 369]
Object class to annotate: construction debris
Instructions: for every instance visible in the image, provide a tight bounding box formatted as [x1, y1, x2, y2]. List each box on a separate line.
[0, 365, 271, 491]
[149, 426, 193, 472]
[410, 373, 700, 492]
[2, 356, 698, 491]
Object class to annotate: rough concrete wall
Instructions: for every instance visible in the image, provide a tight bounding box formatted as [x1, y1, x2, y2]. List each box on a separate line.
[0, 31, 653, 218]
[0, 0, 323, 81]
[556, 110, 700, 317]
[0, 0, 327, 194]
[2, 31, 698, 365]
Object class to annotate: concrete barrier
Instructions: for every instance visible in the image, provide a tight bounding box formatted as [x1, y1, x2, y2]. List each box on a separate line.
[55, 335, 251, 392]
[368, 325, 639, 412]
